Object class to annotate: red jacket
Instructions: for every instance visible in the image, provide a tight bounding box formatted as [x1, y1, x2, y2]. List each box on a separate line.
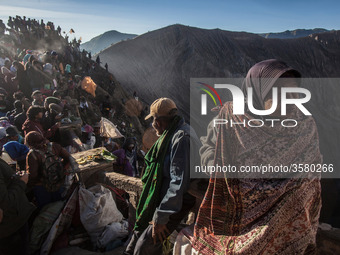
[26, 142, 70, 187]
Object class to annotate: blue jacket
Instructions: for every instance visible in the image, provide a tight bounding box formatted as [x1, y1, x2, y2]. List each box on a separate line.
[152, 117, 201, 225]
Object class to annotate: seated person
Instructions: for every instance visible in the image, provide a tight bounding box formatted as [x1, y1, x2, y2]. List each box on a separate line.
[113, 138, 138, 177]
[3, 141, 29, 170]
[13, 91, 31, 112]
[22, 106, 60, 139]
[80, 124, 96, 150]
[6, 100, 23, 124]
[42, 103, 63, 143]
[25, 131, 71, 209]
[31, 90, 44, 106]
[6, 126, 24, 143]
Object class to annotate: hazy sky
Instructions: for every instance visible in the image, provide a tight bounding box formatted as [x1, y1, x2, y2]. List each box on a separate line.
[0, 0, 339, 42]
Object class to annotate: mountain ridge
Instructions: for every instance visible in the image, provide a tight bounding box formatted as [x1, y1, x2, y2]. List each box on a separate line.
[80, 30, 138, 54]
[259, 28, 330, 39]
[83, 25, 332, 55]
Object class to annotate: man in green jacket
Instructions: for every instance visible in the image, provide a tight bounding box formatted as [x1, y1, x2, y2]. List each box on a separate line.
[0, 158, 36, 255]
[124, 98, 200, 255]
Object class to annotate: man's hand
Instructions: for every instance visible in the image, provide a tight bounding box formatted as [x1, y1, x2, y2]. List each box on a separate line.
[151, 222, 170, 244]
[0, 208, 3, 223]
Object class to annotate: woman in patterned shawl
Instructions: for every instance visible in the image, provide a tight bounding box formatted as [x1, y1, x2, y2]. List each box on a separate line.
[192, 59, 322, 254]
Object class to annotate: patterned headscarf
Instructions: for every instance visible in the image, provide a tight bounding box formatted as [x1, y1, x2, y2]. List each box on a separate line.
[242, 59, 301, 112]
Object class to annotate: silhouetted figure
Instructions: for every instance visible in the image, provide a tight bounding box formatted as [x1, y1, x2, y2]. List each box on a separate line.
[96, 56, 100, 66]
[0, 20, 5, 35]
[7, 16, 13, 29]
[105, 63, 108, 71]
[40, 19, 45, 30]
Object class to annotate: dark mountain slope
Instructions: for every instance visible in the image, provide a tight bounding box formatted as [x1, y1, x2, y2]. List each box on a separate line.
[98, 25, 340, 119]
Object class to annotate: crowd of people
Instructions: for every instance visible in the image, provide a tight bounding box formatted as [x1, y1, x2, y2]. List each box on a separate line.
[0, 15, 325, 255]
[0, 15, 146, 255]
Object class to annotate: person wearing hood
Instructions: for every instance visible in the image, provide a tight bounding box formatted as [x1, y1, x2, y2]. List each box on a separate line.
[25, 131, 75, 209]
[80, 124, 96, 150]
[193, 60, 322, 255]
[113, 137, 139, 177]
[93, 122, 104, 148]
[3, 141, 29, 170]
[22, 105, 60, 139]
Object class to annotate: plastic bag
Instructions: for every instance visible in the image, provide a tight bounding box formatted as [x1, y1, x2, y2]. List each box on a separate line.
[100, 117, 124, 138]
[173, 224, 195, 255]
[81, 76, 97, 97]
[96, 220, 129, 248]
[79, 185, 123, 244]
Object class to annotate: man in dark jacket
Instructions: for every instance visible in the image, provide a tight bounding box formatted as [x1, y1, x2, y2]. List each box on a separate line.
[14, 109, 27, 132]
[0, 158, 36, 255]
[124, 98, 200, 255]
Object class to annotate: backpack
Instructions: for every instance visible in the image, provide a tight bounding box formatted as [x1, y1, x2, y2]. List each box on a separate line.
[32, 143, 65, 192]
